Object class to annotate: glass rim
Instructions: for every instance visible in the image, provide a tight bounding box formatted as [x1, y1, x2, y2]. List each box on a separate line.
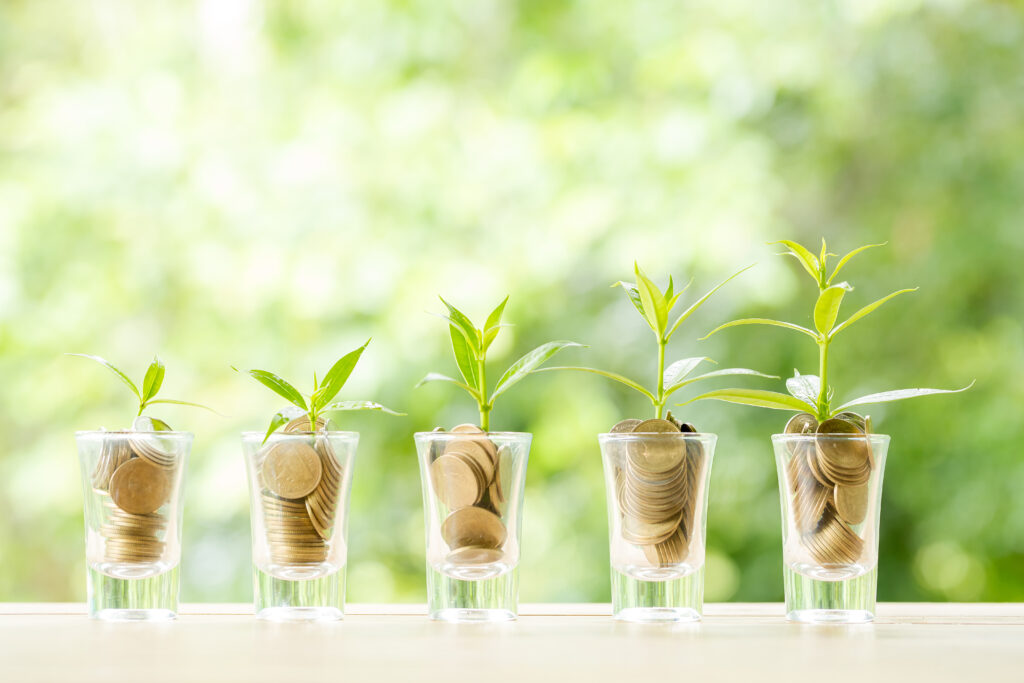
[241, 430, 359, 440]
[414, 430, 531, 439]
[771, 433, 890, 443]
[75, 430, 194, 439]
[598, 431, 717, 440]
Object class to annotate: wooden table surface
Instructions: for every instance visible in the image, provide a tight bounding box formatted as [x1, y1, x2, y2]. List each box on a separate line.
[2, 603, 1022, 682]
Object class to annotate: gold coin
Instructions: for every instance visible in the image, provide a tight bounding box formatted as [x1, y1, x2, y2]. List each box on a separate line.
[261, 441, 322, 499]
[834, 483, 869, 525]
[444, 439, 495, 484]
[610, 419, 642, 433]
[429, 454, 482, 510]
[450, 424, 484, 433]
[109, 458, 172, 514]
[283, 415, 332, 433]
[785, 413, 819, 435]
[446, 545, 505, 566]
[440, 507, 507, 549]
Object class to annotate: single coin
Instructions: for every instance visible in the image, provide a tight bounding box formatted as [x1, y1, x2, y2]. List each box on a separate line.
[632, 419, 681, 434]
[109, 458, 172, 514]
[785, 413, 818, 435]
[430, 454, 482, 510]
[283, 415, 333, 433]
[451, 424, 484, 434]
[610, 419, 642, 434]
[261, 441, 323, 499]
[441, 507, 507, 549]
[834, 483, 869, 525]
[446, 545, 505, 566]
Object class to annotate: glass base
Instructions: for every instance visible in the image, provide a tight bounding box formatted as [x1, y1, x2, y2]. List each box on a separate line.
[254, 565, 345, 621]
[611, 565, 704, 622]
[87, 565, 179, 620]
[783, 564, 877, 623]
[426, 565, 518, 622]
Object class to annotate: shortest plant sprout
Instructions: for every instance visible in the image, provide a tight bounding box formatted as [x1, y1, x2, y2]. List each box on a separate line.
[541, 263, 776, 422]
[417, 296, 582, 431]
[68, 353, 214, 428]
[685, 238, 972, 431]
[237, 339, 402, 442]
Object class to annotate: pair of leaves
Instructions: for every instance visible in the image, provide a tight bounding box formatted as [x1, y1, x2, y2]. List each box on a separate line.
[679, 382, 973, 420]
[617, 263, 754, 343]
[417, 296, 581, 426]
[542, 357, 776, 406]
[68, 353, 212, 417]
[772, 239, 886, 289]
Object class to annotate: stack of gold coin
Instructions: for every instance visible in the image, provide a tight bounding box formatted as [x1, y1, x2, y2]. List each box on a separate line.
[785, 412, 872, 565]
[91, 417, 178, 564]
[257, 416, 343, 565]
[429, 424, 507, 566]
[612, 415, 705, 567]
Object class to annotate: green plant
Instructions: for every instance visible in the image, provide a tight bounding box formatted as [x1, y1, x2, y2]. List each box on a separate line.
[416, 296, 581, 430]
[683, 239, 971, 421]
[540, 263, 774, 419]
[68, 354, 213, 418]
[236, 339, 402, 441]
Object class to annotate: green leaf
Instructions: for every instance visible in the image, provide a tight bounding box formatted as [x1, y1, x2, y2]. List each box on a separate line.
[770, 239, 821, 281]
[482, 296, 509, 350]
[415, 372, 481, 399]
[813, 283, 852, 335]
[450, 324, 480, 389]
[666, 367, 778, 397]
[665, 264, 754, 341]
[245, 369, 307, 410]
[664, 275, 674, 303]
[262, 411, 292, 443]
[312, 340, 369, 409]
[491, 341, 583, 400]
[677, 388, 816, 413]
[536, 366, 655, 402]
[831, 288, 917, 336]
[439, 297, 481, 353]
[634, 264, 667, 337]
[146, 398, 223, 415]
[828, 242, 887, 285]
[785, 371, 821, 404]
[702, 318, 819, 341]
[612, 281, 652, 330]
[67, 353, 141, 400]
[833, 383, 974, 414]
[141, 356, 165, 403]
[663, 357, 714, 387]
[321, 400, 405, 416]
[819, 238, 828, 267]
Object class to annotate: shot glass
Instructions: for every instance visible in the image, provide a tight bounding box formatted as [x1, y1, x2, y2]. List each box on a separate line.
[242, 430, 357, 621]
[598, 432, 716, 622]
[772, 432, 889, 623]
[414, 428, 530, 622]
[76, 429, 191, 621]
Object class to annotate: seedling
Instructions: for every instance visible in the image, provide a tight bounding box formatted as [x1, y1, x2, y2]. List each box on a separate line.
[416, 296, 581, 431]
[683, 239, 971, 422]
[541, 263, 774, 419]
[237, 339, 402, 441]
[68, 354, 213, 419]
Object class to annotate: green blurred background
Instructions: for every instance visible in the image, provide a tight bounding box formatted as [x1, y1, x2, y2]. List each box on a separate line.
[1, 0, 1021, 604]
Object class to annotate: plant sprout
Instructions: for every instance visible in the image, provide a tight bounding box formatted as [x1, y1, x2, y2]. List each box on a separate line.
[236, 339, 402, 441]
[540, 263, 775, 419]
[416, 296, 581, 431]
[682, 239, 972, 422]
[68, 354, 213, 418]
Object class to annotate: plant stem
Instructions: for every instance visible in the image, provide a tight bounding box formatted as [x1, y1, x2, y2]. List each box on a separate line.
[654, 337, 666, 419]
[817, 337, 829, 419]
[478, 354, 490, 431]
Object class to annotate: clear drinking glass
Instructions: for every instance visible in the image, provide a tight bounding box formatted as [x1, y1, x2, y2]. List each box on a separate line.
[598, 432, 716, 622]
[242, 431, 358, 621]
[772, 433, 889, 623]
[76, 430, 192, 621]
[414, 430, 530, 622]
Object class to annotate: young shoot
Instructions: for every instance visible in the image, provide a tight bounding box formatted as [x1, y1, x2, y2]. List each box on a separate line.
[416, 296, 581, 431]
[68, 354, 213, 419]
[540, 263, 775, 419]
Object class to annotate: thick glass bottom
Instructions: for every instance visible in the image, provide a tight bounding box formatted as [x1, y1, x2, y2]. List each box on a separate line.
[611, 565, 705, 622]
[253, 564, 345, 621]
[87, 565, 179, 620]
[783, 563, 877, 623]
[427, 565, 518, 622]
